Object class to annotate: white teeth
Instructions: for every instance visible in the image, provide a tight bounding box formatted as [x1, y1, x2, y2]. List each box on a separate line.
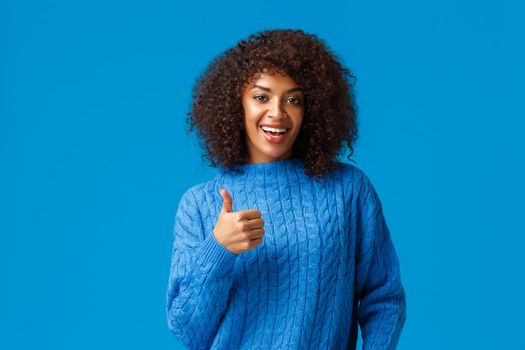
[261, 126, 288, 133]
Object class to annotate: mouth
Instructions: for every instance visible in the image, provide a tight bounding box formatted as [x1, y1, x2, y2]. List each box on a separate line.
[260, 126, 290, 144]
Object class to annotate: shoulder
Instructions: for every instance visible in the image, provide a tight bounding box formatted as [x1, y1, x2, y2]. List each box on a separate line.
[334, 161, 382, 207]
[178, 181, 210, 207]
[334, 161, 372, 189]
[174, 182, 210, 236]
[177, 178, 219, 213]
[335, 160, 366, 181]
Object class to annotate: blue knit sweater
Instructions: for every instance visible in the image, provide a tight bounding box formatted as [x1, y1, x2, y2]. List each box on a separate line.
[166, 158, 406, 349]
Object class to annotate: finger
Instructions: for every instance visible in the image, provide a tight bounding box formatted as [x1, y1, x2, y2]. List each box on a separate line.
[219, 188, 233, 214]
[237, 209, 262, 220]
[249, 228, 265, 239]
[243, 218, 265, 230]
[249, 237, 263, 248]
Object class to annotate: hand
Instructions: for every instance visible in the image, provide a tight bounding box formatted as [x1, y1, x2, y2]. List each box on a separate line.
[212, 188, 265, 254]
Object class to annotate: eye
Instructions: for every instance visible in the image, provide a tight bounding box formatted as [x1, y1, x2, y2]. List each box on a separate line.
[254, 95, 268, 102]
[286, 97, 302, 105]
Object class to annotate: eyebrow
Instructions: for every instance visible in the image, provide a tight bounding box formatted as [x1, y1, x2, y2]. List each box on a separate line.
[250, 84, 303, 94]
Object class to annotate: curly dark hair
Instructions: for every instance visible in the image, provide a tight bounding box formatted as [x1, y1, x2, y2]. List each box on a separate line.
[186, 28, 359, 178]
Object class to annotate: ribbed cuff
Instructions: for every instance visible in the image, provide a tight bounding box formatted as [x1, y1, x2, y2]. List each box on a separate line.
[194, 232, 239, 277]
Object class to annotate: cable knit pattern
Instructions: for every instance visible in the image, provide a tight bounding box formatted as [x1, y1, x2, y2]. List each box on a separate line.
[166, 158, 406, 349]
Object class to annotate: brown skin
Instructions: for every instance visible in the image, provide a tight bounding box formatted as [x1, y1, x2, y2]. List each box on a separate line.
[242, 69, 304, 164]
[213, 188, 265, 254]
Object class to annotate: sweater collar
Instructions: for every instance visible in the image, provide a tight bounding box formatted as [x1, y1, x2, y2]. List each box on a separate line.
[217, 158, 305, 186]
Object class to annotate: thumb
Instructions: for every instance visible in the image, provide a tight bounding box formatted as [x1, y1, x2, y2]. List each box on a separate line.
[219, 188, 233, 214]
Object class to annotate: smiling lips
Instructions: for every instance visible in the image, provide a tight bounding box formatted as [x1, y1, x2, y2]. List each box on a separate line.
[260, 126, 290, 144]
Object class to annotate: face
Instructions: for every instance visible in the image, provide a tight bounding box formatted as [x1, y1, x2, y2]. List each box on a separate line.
[241, 70, 304, 164]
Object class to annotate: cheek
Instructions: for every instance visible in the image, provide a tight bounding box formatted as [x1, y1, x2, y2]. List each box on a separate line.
[243, 110, 258, 132]
[244, 105, 264, 126]
[244, 103, 262, 118]
[244, 113, 258, 129]
[293, 114, 304, 131]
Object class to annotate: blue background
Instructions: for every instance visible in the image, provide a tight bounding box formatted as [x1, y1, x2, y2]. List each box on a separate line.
[2, 0, 524, 349]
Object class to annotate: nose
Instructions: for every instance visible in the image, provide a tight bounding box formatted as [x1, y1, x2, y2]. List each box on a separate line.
[268, 97, 286, 119]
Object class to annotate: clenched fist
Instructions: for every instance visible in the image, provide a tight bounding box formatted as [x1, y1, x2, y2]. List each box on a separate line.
[212, 188, 266, 254]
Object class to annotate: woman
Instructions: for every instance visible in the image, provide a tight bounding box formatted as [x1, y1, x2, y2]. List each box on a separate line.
[166, 29, 407, 349]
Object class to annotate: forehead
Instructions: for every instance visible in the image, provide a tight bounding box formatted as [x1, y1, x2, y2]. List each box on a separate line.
[245, 71, 301, 92]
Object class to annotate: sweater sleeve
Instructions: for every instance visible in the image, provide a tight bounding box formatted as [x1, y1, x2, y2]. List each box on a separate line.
[165, 187, 239, 350]
[355, 174, 407, 350]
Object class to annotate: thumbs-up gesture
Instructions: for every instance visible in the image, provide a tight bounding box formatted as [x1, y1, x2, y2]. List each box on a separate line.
[212, 188, 265, 254]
